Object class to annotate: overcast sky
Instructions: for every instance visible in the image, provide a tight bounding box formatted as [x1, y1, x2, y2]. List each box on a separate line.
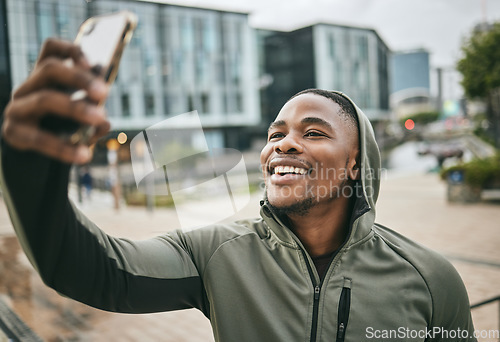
[144, 0, 500, 97]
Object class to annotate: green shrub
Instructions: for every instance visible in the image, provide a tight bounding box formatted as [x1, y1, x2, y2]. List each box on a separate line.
[472, 113, 497, 146]
[400, 111, 440, 126]
[440, 153, 500, 187]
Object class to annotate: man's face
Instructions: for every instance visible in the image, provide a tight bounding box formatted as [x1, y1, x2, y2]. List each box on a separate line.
[260, 93, 359, 214]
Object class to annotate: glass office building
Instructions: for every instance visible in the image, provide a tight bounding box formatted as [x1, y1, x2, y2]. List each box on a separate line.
[260, 23, 391, 126]
[390, 49, 433, 119]
[1, 0, 260, 150]
[391, 49, 430, 94]
[313, 24, 390, 121]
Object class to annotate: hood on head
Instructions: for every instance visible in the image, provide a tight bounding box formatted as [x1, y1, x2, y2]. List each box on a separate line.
[329, 91, 382, 243]
[332, 91, 381, 207]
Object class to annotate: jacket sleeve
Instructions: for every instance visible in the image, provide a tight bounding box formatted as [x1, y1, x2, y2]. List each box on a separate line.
[426, 255, 477, 342]
[0, 138, 209, 315]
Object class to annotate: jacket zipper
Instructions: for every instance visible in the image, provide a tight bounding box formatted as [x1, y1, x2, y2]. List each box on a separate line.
[310, 285, 321, 342]
[336, 280, 351, 342]
[300, 249, 321, 342]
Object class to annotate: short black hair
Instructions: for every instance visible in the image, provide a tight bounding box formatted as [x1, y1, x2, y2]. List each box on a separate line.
[288, 89, 359, 132]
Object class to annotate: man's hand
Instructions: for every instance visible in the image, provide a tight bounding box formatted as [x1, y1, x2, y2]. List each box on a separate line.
[2, 38, 111, 164]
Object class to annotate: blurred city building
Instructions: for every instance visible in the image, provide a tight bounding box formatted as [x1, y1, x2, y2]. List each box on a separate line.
[390, 49, 434, 119]
[0, 0, 260, 153]
[0, 0, 10, 116]
[258, 23, 391, 142]
[1, 0, 395, 153]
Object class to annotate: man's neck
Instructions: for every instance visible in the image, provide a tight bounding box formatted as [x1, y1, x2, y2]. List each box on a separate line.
[286, 198, 353, 257]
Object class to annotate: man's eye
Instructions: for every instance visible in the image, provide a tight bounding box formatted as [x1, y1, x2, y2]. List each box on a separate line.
[269, 132, 285, 140]
[305, 131, 325, 137]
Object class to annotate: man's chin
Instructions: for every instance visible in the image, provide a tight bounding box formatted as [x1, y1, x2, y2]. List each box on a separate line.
[266, 196, 315, 217]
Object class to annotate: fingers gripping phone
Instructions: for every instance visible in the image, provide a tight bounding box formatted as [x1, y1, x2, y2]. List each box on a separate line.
[41, 11, 137, 144]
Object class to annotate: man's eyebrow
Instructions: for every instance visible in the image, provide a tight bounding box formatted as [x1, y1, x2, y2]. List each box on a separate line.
[267, 117, 334, 133]
[268, 120, 286, 133]
[301, 117, 334, 131]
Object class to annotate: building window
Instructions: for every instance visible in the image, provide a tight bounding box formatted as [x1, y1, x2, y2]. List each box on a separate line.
[55, 3, 70, 39]
[187, 94, 194, 112]
[163, 93, 170, 116]
[130, 20, 142, 48]
[231, 52, 240, 85]
[193, 17, 204, 51]
[353, 61, 360, 87]
[329, 34, 335, 58]
[203, 18, 216, 52]
[122, 93, 130, 117]
[358, 36, 368, 59]
[173, 51, 183, 82]
[36, 2, 55, 44]
[201, 92, 210, 114]
[235, 92, 243, 113]
[145, 93, 155, 116]
[343, 31, 351, 57]
[234, 21, 243, 52]
[335, 62, 343, 90]
[181, 16, 193, 51]
[217, 59, 226, 84]
[195, 52, 206, 84]
[222, 92, 228, 114]
[28, 51, 38, 73]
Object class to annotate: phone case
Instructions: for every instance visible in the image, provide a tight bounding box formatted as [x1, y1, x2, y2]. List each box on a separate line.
[40, 11, 138, 145]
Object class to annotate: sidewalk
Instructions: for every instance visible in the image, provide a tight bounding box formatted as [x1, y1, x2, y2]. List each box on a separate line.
[377, 172, 500, 338]
[0, 171, 499, 341]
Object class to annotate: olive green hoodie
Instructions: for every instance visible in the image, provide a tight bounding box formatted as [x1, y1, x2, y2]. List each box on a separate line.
[0, 92, 476, 341]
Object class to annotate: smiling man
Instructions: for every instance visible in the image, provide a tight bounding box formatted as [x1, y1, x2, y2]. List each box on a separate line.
[261, 90, 362, 261]
[0, 40, 476, 342]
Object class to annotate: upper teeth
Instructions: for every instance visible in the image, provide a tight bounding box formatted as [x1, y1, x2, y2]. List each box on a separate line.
[274, 166, 307, 175]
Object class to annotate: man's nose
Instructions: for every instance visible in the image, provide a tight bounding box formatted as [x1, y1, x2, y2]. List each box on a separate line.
[274, 134, 303, 154]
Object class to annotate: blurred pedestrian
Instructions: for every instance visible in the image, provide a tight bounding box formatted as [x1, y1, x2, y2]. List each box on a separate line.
[107, 165, 120, 210]
[80, 166, 93, 201]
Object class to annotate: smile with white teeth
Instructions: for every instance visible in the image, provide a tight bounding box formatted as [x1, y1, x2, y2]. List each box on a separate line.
[272, 166, 308, 175]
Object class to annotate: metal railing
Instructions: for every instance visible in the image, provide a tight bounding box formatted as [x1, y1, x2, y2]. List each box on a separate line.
[471, 295, 500, 341]
[0, 298, 42, 342]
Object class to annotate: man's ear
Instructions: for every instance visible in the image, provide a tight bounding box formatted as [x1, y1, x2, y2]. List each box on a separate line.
[347, 151, 361, 181]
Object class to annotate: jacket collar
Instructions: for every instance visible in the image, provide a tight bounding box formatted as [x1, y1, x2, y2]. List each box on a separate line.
[259, 189, 373, 250]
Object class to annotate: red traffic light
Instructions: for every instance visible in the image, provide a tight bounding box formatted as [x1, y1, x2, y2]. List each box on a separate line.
[405, 119, 415, 130]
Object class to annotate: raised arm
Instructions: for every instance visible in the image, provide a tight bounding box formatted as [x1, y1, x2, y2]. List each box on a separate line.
[0, 39, 208, 315]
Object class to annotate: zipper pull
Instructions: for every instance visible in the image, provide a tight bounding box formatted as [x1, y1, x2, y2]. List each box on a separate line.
[314, 286, 320, 300]
[338, 322, 345, 338]
[336, 281, 351, 342]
